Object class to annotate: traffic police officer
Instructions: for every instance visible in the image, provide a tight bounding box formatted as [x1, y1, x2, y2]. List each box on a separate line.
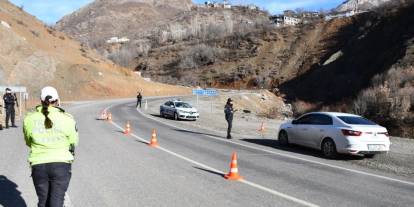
[23, 86, 79, 207]
[224, 98, 236, 139]
[3, 88, 18, 128]
[136, 92, 143, 108]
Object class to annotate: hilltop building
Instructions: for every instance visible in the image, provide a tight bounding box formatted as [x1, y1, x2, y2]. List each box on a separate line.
[106, 37, 130, 44]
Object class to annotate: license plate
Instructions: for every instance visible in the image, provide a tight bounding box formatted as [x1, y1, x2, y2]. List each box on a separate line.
[368, 144, 385, 151]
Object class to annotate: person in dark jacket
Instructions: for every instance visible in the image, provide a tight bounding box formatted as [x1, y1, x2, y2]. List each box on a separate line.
[3, 88, 18, 128]
[136, 92, 143, 108]
[224, 98, 236, 139]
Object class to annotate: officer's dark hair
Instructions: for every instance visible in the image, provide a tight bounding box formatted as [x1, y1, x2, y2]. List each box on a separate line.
[41, 95, 55, 129]
[226, 98, 233, 105]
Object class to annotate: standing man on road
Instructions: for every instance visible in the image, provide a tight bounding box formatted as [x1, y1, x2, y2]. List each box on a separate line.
[136, 92, 143, 108]
[224, 98, 236, 139]
[0, 102, 4, 130]
[3, 88, 18, 128]
[23, 86, 79, 207]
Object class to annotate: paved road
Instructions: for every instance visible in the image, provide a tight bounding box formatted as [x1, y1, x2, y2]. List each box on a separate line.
[1, 98, 413, 207]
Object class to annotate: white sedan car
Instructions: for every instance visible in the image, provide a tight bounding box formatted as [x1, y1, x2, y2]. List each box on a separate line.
[160, 100, 200, 121]
[278, 112, 391, 159]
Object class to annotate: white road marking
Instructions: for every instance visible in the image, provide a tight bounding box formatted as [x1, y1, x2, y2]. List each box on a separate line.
[64, 192, 73, 207]
[133, 102, 414, 187]
[109, 119, 320, 207]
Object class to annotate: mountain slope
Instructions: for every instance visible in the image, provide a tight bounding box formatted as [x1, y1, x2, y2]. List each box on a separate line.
[281, 2, 414, 137]
[336, 0, 393, 12]
[55, 0, 193, 47]
[0, 0, 189, 100]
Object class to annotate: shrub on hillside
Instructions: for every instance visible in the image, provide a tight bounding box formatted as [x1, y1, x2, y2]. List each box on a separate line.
[179, 44, 221, 69]
[353, 66, 414, 137]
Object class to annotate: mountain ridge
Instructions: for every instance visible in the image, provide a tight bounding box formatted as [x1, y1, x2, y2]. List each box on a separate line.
[0, 0, 189, 100]
[336, 0, 393, 12]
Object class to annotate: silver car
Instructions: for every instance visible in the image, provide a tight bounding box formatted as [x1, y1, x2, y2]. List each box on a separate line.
[160, 100, 199, 121]
[278, 112, 391, 159]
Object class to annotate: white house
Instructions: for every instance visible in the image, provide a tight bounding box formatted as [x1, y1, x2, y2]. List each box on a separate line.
[106, 36, 130, 44]
[248, 4, 258, 10]
[284, 16, 301, 26]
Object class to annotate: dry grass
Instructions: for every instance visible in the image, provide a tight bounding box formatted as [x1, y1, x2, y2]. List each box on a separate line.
[353, 66, 414, 137]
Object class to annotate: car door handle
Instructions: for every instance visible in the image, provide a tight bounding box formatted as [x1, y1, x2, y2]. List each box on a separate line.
[302, 128, 308, 131]
[320, 129, 325, 132]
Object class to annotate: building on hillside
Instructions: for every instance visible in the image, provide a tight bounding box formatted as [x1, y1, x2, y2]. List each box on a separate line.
[302, 12, 320, 18]
[204, 0, 232, 9]
[284, 16, 301, 26]
[248, 4, 259, 10]
[270, 15, 284, 27]
[271, 10, 323, 26]
[106, 36, 130, 44]
[324, 10, 365, 21]
[223, 0, 232, 9]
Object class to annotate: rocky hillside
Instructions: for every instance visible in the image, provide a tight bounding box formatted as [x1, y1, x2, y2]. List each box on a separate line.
[55, 0, 193, 47]
[282, 1, 414, 137]
[55, 0, 413, 137]
[0, 0, 189, 100]
[336, 0, 392, 12]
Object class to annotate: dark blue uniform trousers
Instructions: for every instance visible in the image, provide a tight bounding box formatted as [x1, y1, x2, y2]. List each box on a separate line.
[31, 163, 71, 207]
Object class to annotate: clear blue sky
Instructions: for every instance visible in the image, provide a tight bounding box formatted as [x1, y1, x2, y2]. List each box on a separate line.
[10, 0, 344, 24]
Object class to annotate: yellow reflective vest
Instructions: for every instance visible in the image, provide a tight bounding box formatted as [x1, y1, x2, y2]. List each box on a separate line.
[23, 106, 79, 166]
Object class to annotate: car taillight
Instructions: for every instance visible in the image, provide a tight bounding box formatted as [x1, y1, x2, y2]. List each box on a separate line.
[378, 132, 389, 137]
[341, 129, 362, 136]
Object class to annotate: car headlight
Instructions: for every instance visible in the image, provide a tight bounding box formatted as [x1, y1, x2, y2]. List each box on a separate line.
[177, 110, 186, 114]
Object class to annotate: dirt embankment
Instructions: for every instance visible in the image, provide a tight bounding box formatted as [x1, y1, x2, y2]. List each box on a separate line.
[0, 1, 190, 101]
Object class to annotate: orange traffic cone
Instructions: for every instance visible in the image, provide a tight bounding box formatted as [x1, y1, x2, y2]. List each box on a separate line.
[224, 152, 243, 181]
[124, 121, 131, 135]
[258, 122, 265, 132]
[149, 129, 159, 147]
[107, 113, 112, 122]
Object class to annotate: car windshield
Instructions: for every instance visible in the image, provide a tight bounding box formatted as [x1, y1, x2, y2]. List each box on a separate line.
[175, 102, 192, 108]
[337, 116, 377, 125]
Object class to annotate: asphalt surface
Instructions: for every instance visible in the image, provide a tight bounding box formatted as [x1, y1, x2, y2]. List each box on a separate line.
[1, 98, 414, 207]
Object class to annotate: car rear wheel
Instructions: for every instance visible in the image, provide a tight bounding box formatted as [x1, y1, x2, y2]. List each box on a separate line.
[364, 154, 376, 159]
[278, 130, 289, 146]
[322, 139, 337, 159]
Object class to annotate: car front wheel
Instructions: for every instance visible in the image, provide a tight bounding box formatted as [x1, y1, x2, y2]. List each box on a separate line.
[174, 112, 179, 120]
[322, 139, 337, 159]
[278, 130, 289, 146]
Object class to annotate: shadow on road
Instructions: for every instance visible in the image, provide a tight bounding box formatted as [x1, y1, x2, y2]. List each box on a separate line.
[173, 129, 225, 139]
[149, 114, 196, 122]
[241, 139, 364, 161]
[193, 166, 224, 178]
[150, 114, 163, 118]
[0, 175, 27, 207]
[134, 140, 149, 145]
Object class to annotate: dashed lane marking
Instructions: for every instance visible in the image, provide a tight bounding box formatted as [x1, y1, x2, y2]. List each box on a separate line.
[133, 101, 414, 187]
[106, 105, 320, 207]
